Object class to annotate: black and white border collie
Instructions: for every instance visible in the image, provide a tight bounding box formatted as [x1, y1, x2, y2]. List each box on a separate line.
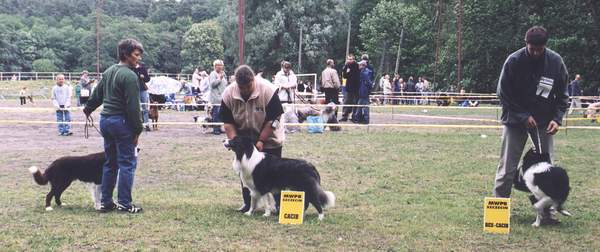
[513, 148, 572, 227]
[224, 136, 335, 220]
[28, 152, 105, 211]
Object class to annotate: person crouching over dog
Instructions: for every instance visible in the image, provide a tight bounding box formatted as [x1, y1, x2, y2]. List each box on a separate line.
[84, 39, 144, 214]
[220, 65, 285, 213]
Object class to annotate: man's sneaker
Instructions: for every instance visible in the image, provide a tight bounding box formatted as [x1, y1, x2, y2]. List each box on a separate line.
[339, 117, 348, 122]
[145, 126, 152, 132]
[117, 203, 143, 213]
[97, 202, 117, 213]
[65, 132, 73, 136]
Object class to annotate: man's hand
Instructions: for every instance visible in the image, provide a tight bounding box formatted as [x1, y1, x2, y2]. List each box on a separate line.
[526, 116, 537, 129]
[546, 120, 560, 135]
[255, 140, 264, 151]
[133, 134, 140, 146]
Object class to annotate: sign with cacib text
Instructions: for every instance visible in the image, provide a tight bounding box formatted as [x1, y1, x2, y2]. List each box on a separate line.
[278, 191, 305, 225]
[483, 197, 511, 234]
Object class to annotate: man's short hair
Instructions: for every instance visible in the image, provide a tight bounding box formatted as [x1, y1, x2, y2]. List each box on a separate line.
[525, 26, 548, 46]
[326, 59, 334, 66]
[213, 60, 224, 66]
[361, 54, 369, 61]
[281, 61, 291, 69]
[235, 65, 255, 86]
[118, 39, 144, 61]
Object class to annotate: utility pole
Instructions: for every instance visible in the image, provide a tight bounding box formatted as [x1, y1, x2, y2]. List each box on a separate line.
[298, 26, 303, 73]
[456, 0, 463, 89]
[96, 0, 103, 77]
[238, 0, 245, 65]
[346, 8, 351, 57]
[394, 20, 405, 75]
[433, 0, 444, 87]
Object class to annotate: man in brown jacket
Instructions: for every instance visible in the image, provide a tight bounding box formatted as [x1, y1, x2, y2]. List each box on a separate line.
[220, 65, 285, 212]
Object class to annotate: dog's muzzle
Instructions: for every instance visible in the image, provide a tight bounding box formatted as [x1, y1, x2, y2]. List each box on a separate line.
[223, 139, 232, 150]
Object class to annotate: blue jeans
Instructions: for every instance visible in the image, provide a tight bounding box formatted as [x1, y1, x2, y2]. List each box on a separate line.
[99, 115, 138, 208]
[56, 110, 71, 134]
[140, 90, 149, 126]
[355, 97, 370, 123]
[211, 105, 222, 134]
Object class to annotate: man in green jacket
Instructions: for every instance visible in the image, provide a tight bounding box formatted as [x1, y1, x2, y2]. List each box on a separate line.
[84, 39, 144, 213]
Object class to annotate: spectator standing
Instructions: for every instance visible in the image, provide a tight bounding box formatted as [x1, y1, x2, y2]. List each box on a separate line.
[341, 54, 360, 121]
[321, 59, 341, 106]
[380, 74, 392, 104]
[568, 74, 582, 115]
[274, 61, 297, 104]
[209, 59, 228, 135]
[133, 63, 151, 131]
[79, 71, 92, 106]
[354, 60, 374, 124]
[51, 74, 73, 136]
[19, 87, 27, 105]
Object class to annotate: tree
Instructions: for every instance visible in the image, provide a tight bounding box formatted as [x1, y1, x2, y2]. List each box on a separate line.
[32, 59, 58, 72]
[360, 1, 432, 79]
[181, 20, 224, 73]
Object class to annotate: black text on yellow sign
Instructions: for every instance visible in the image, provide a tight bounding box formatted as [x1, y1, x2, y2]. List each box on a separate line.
[483, 197, 511, 234]
[278, 191, 305, 225]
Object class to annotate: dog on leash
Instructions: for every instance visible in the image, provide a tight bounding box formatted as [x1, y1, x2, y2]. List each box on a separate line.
[224, 136, 335, 220]
[513, 148, 572, 227]
[29, 152, 105, 211]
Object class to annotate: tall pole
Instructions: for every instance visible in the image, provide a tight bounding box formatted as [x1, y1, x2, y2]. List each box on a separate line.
[95, 0, 103, 77]
[298, 27, 303, 73]
[238, 0, 245, 65]
[394, 21, 405, 75]
[346, 11, 351, 57]
[456, 0, 463, 89]
[433, 0, 443, 87]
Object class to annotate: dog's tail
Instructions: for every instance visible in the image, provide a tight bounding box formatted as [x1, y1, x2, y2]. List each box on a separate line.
[28, 166, 48, 185]
[320, 190, 336, 208]
[557, 204, 573, 217]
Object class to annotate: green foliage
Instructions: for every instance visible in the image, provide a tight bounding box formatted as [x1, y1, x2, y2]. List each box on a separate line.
[181, 20, 224, 73]
[31, 58, 58, 72]
[220, 0, 348, 75]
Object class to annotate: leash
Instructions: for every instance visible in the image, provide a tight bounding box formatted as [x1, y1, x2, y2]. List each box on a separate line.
[84, 115, 102, 139]
[534, 126, 543, 155]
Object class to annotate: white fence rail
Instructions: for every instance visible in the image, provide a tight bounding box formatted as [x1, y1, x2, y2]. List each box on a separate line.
[0, 72, 193, 81]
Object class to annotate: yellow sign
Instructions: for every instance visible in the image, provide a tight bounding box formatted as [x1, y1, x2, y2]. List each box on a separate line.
[278, 191, 305, 225]
[483, 197, 511, 234]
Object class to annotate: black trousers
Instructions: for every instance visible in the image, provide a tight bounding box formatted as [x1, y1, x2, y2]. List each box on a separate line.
[240, 146, 282, 212]
[20, 97, 26, 105]
[342, 91, 358, 119]
[323, 88, 340, 105]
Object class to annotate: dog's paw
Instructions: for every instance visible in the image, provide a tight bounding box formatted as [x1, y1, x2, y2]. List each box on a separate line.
[531, 221, 541, 227]
[318, 214, 325, 221]
[59, 203, 67, 207]
[45, 206, 53, 211]
[244, 211, 253, 216]
[263, 211, 271, 217]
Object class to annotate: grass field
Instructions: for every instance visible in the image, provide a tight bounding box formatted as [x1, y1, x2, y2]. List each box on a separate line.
[1, 98, 599, 250]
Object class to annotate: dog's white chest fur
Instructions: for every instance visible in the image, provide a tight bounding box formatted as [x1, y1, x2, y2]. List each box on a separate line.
[523, 162, 552, 199]
[236, 148, 265, 191]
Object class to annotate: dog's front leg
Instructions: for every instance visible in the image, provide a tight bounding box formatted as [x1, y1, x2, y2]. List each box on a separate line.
[245, 191, 259, 216]
[532, 197, 552, 227]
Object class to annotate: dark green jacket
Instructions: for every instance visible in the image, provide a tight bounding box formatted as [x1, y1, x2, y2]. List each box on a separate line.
[85, 64, 143, 135]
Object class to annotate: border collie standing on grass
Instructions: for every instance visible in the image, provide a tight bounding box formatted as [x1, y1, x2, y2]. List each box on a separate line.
[224, 136, 335, 220]
[28, 152, 106, 211]
[513, 148, 572, 227]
